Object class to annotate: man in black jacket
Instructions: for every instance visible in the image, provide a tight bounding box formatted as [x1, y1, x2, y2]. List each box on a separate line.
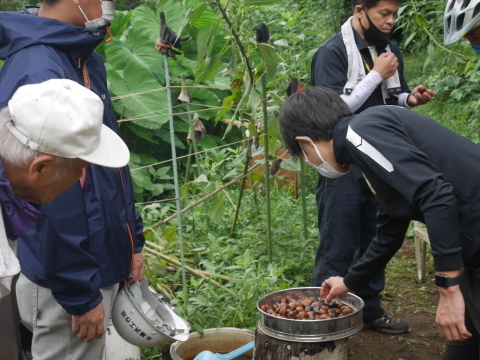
[280, 86, 480, 359]
[310, 0, 435, 334]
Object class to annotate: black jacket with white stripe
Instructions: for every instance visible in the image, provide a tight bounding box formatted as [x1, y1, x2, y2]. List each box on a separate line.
[334, 106, 480, 292]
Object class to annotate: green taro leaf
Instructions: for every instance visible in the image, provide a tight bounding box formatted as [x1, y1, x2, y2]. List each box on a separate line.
[108, 65, 169, 130]
[130, 6, 161, 44]
[105, 28, 166, 85]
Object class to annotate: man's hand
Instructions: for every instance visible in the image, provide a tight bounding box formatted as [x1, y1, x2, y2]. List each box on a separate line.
[436, 285, 472, 342]
[373, 53, 399, 80]
[320, 276, 350, 303]
[407, 85, 436, 107]
[125, 253, 145, 284]
[72, 302, 105, 342]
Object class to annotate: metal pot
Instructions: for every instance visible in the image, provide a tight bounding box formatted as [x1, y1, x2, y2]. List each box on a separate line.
[257, 287, 364, 342]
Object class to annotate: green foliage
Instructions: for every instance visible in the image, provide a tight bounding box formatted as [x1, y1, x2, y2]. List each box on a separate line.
[395, 0, 445, 53]
[144, 185, 320, 332]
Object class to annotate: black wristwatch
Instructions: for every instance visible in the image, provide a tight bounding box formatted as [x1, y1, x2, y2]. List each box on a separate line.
[435, 274, 461, 288]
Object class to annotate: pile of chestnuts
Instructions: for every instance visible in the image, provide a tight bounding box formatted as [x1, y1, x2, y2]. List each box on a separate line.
[259, 296, 354, 320]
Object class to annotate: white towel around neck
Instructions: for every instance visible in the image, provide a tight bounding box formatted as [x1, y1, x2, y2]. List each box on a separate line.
[341, 16, 401, 102]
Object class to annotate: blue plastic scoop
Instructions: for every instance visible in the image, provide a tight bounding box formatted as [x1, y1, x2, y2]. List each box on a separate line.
[193, 341, 254, 360]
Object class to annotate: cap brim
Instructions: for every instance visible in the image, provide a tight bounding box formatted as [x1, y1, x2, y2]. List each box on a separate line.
[79, 125, 130, 168]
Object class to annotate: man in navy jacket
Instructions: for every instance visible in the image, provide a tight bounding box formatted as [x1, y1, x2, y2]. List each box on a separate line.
[0, 1, 145, 358]
[280, 86, 480, 359]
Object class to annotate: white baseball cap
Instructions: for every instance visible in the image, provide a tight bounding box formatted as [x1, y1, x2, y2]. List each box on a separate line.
[6, 79, 130, 168]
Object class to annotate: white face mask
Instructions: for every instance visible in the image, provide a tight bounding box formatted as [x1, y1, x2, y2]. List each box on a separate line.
[78, 0, 115, 29]
[299, 137, 349, 179]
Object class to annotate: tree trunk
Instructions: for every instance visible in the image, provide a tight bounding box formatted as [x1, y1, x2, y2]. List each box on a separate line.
[254, 325, 348, 360]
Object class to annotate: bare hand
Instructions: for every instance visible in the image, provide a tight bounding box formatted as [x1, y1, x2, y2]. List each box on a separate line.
[407, 85, 436, 107]
[125, 253, 145, 284]
[436, 286, 472, 342]
[373, 53, 398, 80]
[320, 276, 350, 303]
[72, 302, 105, 342]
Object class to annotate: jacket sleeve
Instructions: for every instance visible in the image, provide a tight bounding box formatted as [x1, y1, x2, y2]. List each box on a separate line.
[36, 182, 103, 316]
[346, 110, 464, 272]
[344, 210, 410, 292]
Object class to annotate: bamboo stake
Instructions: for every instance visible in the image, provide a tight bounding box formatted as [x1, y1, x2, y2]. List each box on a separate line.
[164, 54, 188, 301]
[143, 163, 261, 233]
[261, 74, 273, 264]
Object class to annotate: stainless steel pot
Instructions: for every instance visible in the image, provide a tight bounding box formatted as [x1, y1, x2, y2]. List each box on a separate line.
[257, 287, 364, 342]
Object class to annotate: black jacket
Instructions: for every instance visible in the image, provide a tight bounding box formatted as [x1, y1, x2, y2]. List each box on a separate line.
[333, 106, 480, 292]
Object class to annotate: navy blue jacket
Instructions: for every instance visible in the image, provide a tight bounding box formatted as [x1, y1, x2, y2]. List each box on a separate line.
[0, 8, 145, 315]
[333, 106, 480, 292]
[311, 28, 410, 113]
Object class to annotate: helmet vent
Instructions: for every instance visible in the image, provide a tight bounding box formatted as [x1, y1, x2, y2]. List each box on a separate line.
[457, 13, 466, 30]
[448, 1, 455, 12]
[474, 3, 480, 17]
[461, 0, 470, 10]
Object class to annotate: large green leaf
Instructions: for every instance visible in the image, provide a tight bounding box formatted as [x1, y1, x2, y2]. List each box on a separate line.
[105, 28, 165, 85]
[130, 6, 161, 44]
[108, 65, 169, 129]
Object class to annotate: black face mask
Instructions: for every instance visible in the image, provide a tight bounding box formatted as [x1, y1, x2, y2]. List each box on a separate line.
[359, 8, 390, 47]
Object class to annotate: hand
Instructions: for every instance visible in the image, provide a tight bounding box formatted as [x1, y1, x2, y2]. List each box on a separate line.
[125, 253, 145, 284]
[436, 286, 472, 342]
[72, 302, 105, 342]
[320, 276, 350, 303]
[407, 85, 436, 107]
[373, 53, 398, 80]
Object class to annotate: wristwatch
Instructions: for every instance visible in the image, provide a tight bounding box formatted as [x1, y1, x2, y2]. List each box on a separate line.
[435, 274, 461, 288]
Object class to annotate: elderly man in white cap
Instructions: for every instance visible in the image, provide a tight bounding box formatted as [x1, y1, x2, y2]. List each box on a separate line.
[0, 78, 129, 300]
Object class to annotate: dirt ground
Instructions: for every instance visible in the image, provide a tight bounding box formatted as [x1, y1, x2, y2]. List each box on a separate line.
[347, 308, 444, 359]
[347, 240, 445, 360]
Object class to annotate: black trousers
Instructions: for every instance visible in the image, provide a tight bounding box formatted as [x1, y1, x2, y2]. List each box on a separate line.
[443, 266, 480, 360]
[311, 165, 385, 323]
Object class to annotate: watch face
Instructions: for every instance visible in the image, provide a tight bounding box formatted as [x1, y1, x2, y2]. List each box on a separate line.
[435, 275, 448, 288]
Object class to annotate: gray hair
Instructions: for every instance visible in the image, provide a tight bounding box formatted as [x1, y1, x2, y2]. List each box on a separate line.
[0, 107, 77, 177]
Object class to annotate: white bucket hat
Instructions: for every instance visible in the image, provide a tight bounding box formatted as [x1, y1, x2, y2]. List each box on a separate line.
[7, 79, 130, 168]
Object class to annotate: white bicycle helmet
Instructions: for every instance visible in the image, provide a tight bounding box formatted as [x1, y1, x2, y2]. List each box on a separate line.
[444, 0, 480, 45]
[111, 279, 190, 347]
